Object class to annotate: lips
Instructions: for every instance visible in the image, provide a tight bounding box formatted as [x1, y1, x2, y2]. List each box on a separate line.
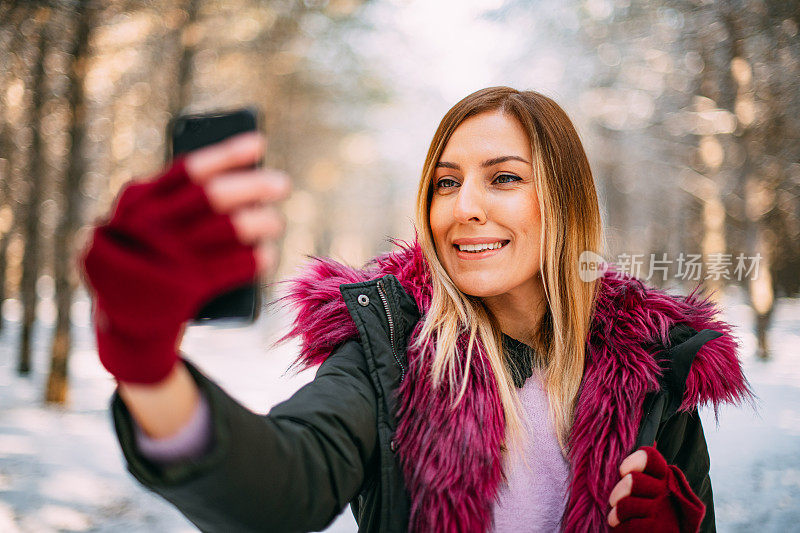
[452, 237, 510, 246]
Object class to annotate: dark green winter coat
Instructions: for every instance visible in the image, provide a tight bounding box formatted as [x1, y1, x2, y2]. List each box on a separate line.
[109, 243, 755, 532]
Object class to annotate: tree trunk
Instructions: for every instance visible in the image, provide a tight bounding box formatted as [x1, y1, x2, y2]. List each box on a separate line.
[750, 225, 774, 360]
[695, 41, 727, 305]
[18, 9, 50, 376]
[718, 4, 776, 359]
[45, 4, 94, 404]
[170, 0, 200, 117]
[0, 4, 28, 333]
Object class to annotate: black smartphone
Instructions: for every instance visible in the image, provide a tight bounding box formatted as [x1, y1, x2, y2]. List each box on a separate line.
[168, 107, 262, 325]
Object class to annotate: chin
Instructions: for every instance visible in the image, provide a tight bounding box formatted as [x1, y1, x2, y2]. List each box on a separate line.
[459, 287, 504, 298]
[451, 273, 509, 299]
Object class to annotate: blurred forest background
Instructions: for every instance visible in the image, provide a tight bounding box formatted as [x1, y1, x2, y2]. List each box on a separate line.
[0, 0, 798, 402]
[0, 0, 798, 531]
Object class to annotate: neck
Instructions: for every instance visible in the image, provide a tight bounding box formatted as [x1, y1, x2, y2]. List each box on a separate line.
[481, 274, 548, 351]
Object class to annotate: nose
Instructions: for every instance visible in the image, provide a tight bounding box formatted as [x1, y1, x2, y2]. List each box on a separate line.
[453, 178, 487, 224]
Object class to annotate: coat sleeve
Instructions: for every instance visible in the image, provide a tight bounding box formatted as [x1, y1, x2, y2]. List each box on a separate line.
[654, 409, 715, 533]
[109, 338, 378, 533]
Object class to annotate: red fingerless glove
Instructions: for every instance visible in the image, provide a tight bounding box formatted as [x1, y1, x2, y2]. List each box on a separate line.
[612, 444, 706, 533]
[79, 157, 257, 384]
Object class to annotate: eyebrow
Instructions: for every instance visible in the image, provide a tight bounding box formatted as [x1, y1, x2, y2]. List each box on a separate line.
[435, 155, 530, 170]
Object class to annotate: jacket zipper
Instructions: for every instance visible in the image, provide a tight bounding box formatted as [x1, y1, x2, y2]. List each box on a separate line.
[376, 279, 406, 382]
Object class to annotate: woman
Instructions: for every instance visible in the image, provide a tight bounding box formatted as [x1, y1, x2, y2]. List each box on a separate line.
[80, 87, 755, 532]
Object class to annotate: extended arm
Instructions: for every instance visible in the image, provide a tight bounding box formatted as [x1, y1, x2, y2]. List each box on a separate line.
[111, 339, 378, 532]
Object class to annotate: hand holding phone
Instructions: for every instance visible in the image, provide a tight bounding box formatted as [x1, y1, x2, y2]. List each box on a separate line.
[171, 108, 281, 324]
[184, 132, 290, 292]
[79, 128, 290, 384]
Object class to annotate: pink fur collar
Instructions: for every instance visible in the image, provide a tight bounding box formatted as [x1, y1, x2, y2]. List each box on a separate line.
[275, 238, 756, 532]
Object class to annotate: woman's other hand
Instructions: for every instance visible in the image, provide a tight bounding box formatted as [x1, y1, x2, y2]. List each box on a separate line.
[607, 443, 706, 532]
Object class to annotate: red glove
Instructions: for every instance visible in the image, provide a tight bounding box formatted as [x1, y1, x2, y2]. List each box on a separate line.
[79, 157, 257, 384]
[611, 444, 706, 533]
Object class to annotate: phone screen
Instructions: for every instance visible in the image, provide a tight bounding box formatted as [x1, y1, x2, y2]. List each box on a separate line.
[169, 107, 262, 325]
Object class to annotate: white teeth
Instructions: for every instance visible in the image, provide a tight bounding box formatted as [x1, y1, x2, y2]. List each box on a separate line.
[457, 241, 506, 252]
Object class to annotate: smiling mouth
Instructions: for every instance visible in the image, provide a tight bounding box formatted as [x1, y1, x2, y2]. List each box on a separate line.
[453, 240, 510, 253]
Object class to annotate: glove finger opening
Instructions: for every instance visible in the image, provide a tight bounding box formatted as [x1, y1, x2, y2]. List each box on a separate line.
[630, 470, 664, 498]
[615, 494, 655, 522]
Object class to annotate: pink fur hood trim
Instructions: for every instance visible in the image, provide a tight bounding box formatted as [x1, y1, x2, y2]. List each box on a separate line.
[275, 238, 757, 532]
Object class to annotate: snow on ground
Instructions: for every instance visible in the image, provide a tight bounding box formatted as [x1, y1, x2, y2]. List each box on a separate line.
[0, 286, 798, 532]
[702, 287, 800, 532]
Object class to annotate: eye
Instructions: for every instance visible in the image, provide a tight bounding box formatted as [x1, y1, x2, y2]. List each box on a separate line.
[494, 174, 521, 184]
[436, 178, 459, 189]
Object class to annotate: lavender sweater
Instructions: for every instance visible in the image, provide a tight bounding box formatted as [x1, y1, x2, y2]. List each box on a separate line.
[490, 368, 571, 532]
[132, 342, 570, 530]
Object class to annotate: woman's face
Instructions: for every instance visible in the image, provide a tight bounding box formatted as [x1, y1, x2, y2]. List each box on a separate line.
[429, 110, 542, 298]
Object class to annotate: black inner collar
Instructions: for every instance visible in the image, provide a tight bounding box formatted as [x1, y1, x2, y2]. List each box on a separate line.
[501, 333, 537, 388]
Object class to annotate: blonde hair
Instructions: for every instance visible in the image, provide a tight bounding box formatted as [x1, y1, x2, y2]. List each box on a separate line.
[412, 87, 603, 460]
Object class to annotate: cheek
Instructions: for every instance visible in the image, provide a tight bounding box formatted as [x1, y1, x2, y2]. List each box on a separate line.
[501, 195, 540, 238]
[519, 192, 540, 222]
[428, 201, 448, 245]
